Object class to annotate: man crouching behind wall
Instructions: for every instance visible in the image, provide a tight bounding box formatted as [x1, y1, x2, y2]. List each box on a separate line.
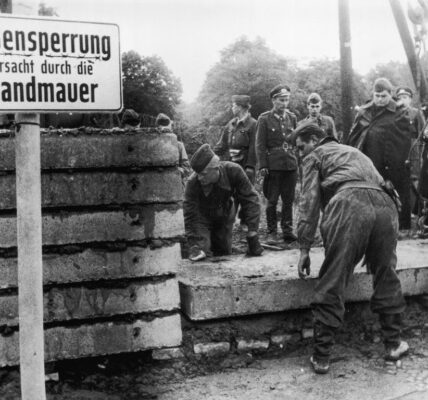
[294, 123, 408, 374]
[184, 144, 263, 261]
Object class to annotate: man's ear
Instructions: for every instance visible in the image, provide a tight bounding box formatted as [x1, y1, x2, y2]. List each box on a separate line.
[311, 134, 320, 145]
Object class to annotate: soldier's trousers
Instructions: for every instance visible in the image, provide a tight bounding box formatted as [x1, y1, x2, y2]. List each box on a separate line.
[263, 170, 297, 235]
[189, 205, 236, 257]
[312, 187, 406, 358]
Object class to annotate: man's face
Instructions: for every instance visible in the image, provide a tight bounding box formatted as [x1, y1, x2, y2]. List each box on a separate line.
[197, 159, 220, 186]
[373, 90, 392, 107]
[231, 102, 243, 116]
[272, 94, 290, 113]
[296, 136, 317, 158]
[307, 102, 322, 117]
[397, 93, 412, 107]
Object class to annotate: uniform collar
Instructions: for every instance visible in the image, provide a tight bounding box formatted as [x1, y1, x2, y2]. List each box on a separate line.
[271, 109, 286, 120]
[232, 112, 250, 126]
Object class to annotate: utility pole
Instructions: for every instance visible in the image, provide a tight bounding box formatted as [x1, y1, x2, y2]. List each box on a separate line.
[10, 0, 47, 399]
[338, 0, 354, 142]
[389, 0, 428, 101]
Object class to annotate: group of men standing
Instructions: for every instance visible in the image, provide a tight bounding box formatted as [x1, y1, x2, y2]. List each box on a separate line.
[183, 77, 427, 373]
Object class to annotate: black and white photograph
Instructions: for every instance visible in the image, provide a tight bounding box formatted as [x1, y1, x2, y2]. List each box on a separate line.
[0, 0, 428, 399]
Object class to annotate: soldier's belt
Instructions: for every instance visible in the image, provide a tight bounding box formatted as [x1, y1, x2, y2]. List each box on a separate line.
[336, 181, 383, 194]
[268, 143, 291, 152]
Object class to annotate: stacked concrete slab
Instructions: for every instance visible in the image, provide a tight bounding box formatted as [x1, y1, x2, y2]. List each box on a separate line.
[0, 127, 183, 366]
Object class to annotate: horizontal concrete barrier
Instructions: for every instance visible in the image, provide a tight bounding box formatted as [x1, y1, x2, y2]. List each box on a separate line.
[179, 240, 428, 320]
[0, 171, 182, 209]
[0, 314, 182, 366]
[0, 279, 180, 325]
[0, 132, 179, 170]
[0, 206, 184, 247]
[0, 244, 181, 288]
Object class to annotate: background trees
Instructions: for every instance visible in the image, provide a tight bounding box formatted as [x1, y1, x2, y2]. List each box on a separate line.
[122, 51, 182, 118]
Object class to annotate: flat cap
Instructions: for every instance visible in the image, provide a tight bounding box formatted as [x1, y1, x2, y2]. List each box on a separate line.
[232, 95, 251, 108]
[307, 92, 322, 104]
[155, 113, 171, 126]
[396, 87, 413, 98]
[291, 122, 326, 144]
[190, 144, 215, 173]
[121, 109, 140, 125]
[270, 84, 291, 99]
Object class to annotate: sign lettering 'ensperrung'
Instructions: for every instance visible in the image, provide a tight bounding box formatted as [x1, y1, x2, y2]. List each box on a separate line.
[0, 15, 122, 112]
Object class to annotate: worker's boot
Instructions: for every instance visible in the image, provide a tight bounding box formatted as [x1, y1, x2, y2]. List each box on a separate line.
[379, 313, 409, 361]
[266, 231, 279, 245]
[311, 321, 336, 374]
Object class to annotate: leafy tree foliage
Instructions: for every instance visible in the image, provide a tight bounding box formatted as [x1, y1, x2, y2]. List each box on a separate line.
[122, 51, 182, 118]
[197, 37, 298, 125]
[39, 2, 58, 16]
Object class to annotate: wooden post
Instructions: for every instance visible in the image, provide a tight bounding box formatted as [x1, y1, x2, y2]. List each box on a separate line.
[338, 0, 354, 142]
[12, 0, 46, 398]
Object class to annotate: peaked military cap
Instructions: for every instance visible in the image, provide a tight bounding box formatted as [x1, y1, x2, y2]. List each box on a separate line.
[270, 84, 291, 98]
[396, 87, 413, 98]
[190, 144, 215, 173]
[231, 95, 251, 108]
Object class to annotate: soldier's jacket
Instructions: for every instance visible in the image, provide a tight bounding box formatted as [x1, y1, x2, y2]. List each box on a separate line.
[408, 106, 426, 139]
[256, 109, 297, 171]
[299, 114, 338, 139]
[184, 161, 260, 236]
[347, 100, 412, 181]
[297, 138, 385, 250]
[214, 113, 257, 169]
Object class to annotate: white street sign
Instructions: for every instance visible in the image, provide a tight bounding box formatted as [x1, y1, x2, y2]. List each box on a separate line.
[0, 15, 122, 112]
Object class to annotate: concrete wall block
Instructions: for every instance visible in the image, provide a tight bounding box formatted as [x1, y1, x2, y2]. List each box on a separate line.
[193, 342, 230, 357]
[152, 347, 184, 360]
[270, 333, 300, 347]
[301, 328, 314, 339]
[0, 278, 180, 325]
[0, 132, 180, 170]
[0, 314, 182, 366]
[0, 170, 183, 209]
[0, 207, 184, 247]
[236, 339, 269, 353]
[0, 244, 182, 288]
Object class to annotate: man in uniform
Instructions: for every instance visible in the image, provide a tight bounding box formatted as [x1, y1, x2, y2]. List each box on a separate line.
[184, 144, 263, 261]
[214, 95, 257, 227]
[295, 123, 408, 374]
[348, 78, 413, 230]
[298, 92, 338, 139]
[256, 84, 298, 244]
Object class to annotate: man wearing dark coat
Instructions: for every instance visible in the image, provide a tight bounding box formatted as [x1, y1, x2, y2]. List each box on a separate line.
[295, 123, 408, 374]
[214, 95, 257, 228]
[347, 78, 413, 230]
[184, 144, 263, 261]
[256, 84, 298, 244]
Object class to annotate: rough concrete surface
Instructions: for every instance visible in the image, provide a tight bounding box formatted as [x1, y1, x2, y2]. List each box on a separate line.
[0, 314, 182, 366]
[0, 132, 180, 170]
[0, 244, 182, 288]
[179, 240, 428, 320]
[0, 206, 184, 247]
[0, 278, 180, 325]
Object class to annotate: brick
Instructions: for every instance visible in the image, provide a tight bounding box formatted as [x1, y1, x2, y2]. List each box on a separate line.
[179, 240, 428, 320]
[193, 342, 230, 356]
[0, 279, 180, 325]
[0, 132, 179, 170]
[152, 347, 184, 360]
[271, 333, 295, 346]
[301, 328, 314, 339]
[0, 314, 182, 366]
[0, 171, 183, 210]
[0, 206, 184, 247]
[0, 244, 181, 289]
[237, 339, 269, 353]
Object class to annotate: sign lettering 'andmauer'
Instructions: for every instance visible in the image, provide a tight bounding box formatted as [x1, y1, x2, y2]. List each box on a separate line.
[0, 15, 122, 112]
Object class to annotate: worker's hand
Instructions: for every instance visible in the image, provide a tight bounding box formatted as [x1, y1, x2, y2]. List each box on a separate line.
[297, 249, 311, 279]
[245, 167, 255, 182]
[260, 168, 269, 177]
